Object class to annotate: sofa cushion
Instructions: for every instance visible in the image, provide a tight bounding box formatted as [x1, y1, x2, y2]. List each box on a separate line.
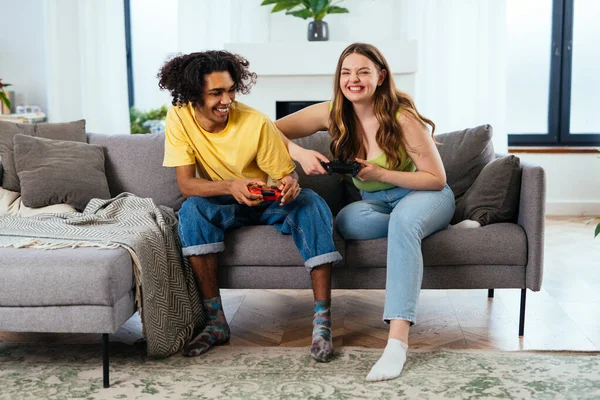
[0, 119, 86, 192]
[13, 134, 110, 211]
[453, 155, 522, 225]
[219, 225, 345, 267]
[436, 125, 495, 201]
[292, 131, 344, 215]
[344, 223, 527, 268]
[0, 247, 134, 307]
[88, 133, 184, 211]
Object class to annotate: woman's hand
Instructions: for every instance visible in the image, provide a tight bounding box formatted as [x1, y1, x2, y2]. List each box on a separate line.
[295, 147, 330, 175]
[355, 158, 384, 182]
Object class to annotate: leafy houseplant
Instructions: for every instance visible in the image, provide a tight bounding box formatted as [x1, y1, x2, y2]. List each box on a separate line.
[0, 78, 13, 111]
[591, 217, 600, 238]
[260, 0, 349, 41]
[130, 106, 168, 134]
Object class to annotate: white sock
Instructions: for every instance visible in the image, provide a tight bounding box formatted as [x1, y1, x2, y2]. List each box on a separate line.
[366, 338, 408, 382]
[448, 219, 481, 230]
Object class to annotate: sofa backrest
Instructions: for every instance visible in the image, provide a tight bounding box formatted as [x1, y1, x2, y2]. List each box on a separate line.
[87, 126, 496, 217]
[87, 131, 346, 214]
[88, 133, 184, 211]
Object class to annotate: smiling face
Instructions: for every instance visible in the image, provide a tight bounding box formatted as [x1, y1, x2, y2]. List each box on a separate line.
[339, 53, 387, 105]
[195, 70, 236, 133]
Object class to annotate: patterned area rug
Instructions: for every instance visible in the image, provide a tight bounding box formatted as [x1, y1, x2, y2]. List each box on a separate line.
[0, 343, 598, 400]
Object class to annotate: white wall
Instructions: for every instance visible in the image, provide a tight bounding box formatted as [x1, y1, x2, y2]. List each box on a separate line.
[130, 0, 178, 111]
[0, 0, 47, 111]
[519, 153, 600, 216]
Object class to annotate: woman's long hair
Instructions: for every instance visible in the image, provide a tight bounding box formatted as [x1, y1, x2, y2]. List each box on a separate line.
[329, 43, 435, 169]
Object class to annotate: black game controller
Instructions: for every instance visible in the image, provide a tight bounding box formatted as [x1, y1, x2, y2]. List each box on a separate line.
[320, 159, 362, 177]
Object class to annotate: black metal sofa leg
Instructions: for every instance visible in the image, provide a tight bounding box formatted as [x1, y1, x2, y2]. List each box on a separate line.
[103, 333, 110, 388]
[519, 289, 526, 337]
[488, 289, 494, 298]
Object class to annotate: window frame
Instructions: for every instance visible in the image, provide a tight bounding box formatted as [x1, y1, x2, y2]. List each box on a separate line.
[508, 0, 600, 147]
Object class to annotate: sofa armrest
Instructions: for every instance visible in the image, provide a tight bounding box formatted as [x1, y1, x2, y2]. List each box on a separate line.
[518, 161, 546, 291]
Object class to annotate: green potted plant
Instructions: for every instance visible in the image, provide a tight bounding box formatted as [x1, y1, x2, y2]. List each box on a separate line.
[129, 105, 168, 134]
[0, 78, 13, 114]
[260, 0, 349, 41]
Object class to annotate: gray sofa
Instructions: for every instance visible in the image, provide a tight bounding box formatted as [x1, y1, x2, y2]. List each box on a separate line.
[0, 125, 545, 388]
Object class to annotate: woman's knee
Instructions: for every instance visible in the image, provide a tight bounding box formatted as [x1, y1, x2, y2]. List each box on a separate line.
[335, 201, 387, 240]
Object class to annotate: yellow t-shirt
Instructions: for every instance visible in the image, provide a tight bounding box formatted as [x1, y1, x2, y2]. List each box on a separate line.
[352, 146, 416, 192]
[163, 101, 296, 183]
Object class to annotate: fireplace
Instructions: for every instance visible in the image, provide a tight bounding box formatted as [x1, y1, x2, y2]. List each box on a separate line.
[276, 101, 324, 119]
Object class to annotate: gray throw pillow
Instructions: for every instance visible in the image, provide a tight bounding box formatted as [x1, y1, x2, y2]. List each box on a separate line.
[436, 125, 495, 201]
[13, 134, 110, 211]
[452, 155, 522, 225]
[87, 132, 185, 212]
[0, 119, 86, 192]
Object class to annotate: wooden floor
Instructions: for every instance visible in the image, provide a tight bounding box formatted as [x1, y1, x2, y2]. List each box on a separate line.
[2, 216, 599, 351]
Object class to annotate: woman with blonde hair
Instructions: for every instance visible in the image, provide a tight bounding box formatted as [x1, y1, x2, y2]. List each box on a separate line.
[276, 43, 455, 381]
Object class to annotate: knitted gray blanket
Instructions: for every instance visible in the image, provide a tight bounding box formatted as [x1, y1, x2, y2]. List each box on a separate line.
[0, 193, 204, 358]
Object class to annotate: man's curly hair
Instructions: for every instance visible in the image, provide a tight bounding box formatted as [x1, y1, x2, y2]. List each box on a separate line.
[157, 50, 257, 107]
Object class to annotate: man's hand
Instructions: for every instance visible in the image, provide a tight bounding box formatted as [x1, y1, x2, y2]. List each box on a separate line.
[276, 174, 301, 206]
[229, 179, 265, 206]
[355, 158, 384, 182]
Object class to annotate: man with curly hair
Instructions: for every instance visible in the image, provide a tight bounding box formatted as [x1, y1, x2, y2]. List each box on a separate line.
[158, 50, 342, 362]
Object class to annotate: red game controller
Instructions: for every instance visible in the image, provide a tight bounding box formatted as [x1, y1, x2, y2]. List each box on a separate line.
[247, 184, 282, 201]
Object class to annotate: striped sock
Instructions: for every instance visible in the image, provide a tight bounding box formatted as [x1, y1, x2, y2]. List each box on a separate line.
[310, 299, 334, 362]
[183, 296, 230, 357]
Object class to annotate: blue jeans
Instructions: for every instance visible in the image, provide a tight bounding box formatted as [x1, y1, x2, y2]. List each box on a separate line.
[335, 185, 455, 324]
[178, 189, 342, 270]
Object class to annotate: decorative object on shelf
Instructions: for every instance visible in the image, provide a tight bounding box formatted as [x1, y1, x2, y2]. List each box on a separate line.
[129, 105, 168, 134]
[260, 0, 349, 42]
[0, 79, 15, 114]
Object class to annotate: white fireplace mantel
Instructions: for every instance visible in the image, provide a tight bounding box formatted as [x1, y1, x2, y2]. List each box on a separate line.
[224, 41, 418, 120]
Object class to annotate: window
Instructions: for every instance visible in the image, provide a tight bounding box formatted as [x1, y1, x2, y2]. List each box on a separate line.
[507, 0, 600, 146]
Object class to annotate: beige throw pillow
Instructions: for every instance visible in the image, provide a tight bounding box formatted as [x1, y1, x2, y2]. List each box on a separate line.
[0, 187, 77, 217]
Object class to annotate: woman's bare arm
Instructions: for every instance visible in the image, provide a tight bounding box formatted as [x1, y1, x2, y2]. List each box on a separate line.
[276, 101, 331, 175]
[275, 101, 330, 139]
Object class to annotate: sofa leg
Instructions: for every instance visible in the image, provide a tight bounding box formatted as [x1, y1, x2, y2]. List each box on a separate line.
[488, 289, 494, 298]
[518, 289, 527, 337]
[102, 333, 110, 388]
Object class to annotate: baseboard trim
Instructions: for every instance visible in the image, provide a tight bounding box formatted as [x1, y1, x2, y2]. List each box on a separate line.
[545, 201, 600, 216]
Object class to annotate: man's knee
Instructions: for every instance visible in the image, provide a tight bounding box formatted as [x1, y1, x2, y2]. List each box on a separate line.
[296, 189, 331, 214]
[180, 196, 211, 217]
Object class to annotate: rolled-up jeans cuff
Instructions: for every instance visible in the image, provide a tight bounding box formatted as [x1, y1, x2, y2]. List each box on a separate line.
[182, 242, 225, 257]
[305, 251, 343, 271]
[383, 315, 416, 326]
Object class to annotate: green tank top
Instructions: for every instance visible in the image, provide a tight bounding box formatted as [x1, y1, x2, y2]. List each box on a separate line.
[327, 102, 416, 192]
[352, 145, 416, 192]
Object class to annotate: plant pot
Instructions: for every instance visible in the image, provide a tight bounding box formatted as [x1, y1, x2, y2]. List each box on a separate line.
[307, 20, 329, 41]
